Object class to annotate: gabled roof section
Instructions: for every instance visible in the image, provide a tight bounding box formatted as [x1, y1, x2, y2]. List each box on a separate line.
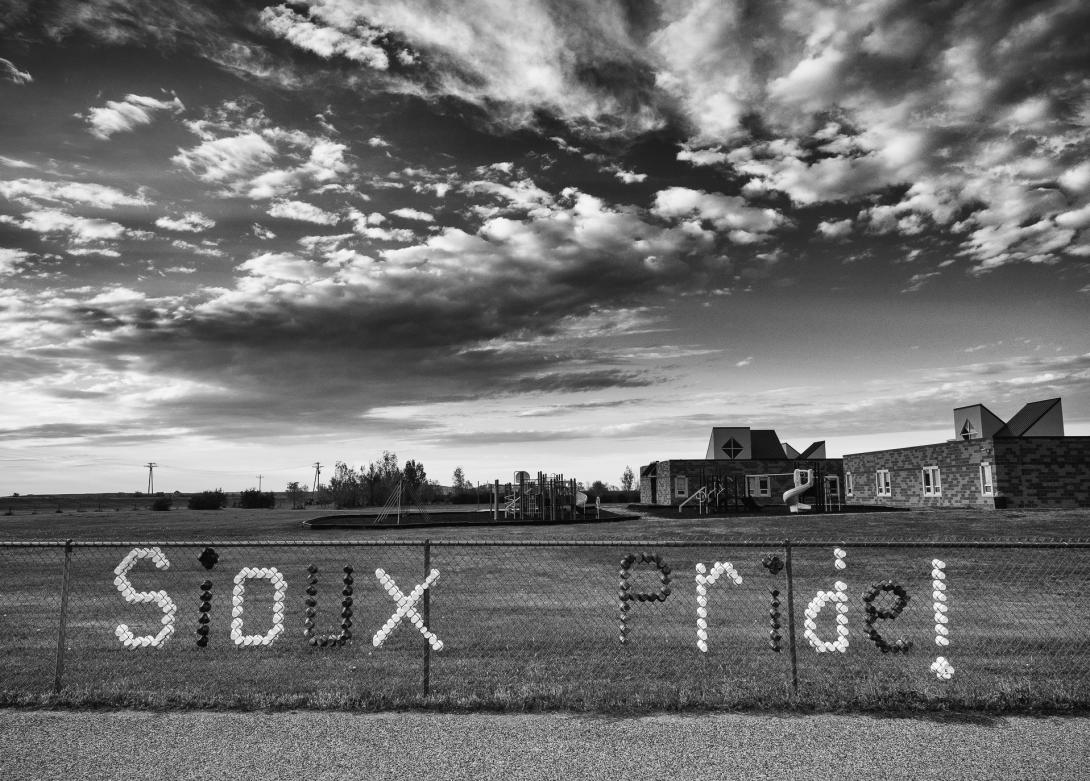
[953, 403, 1006, 440]
[997, 398, 1064, 437]
[750, 429, 787, 459]
[797, 441, 827, 459]
[781, 442, 800, 458]
[640, 462, 657, 477]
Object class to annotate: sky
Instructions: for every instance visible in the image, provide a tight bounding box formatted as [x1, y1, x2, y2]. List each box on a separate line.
[1, 0, 1089, 495]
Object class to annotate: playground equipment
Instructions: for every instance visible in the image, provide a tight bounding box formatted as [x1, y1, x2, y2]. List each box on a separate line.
[374, 477, 431, 525]
[671, 467, 837, 515]
[491, 471, 585, 522]
[678, 486, 710, 513]
[782, 469, 815, 513]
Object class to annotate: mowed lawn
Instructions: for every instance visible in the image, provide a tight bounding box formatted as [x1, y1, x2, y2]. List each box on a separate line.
[1, 504, 1088, 711]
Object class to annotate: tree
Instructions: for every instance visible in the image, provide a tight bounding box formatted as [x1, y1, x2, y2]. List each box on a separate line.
[589, 480, 608, 497]
[286, 481, 306, 510]
[621, 465, 635, 492]
[328, 461, 363, 508]
[404, 459, 425, 489]
[452, 466, 467, 494]
[239, 488, 276, 509]
[404, 458, 432, 502]
[188, 489, 226, 510]
[365, 451, 402, 506]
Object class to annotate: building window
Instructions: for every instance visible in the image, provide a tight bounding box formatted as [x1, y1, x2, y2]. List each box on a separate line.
[922, 466, 942, 497]
[980, 462, 994, 496]
[875, 469, 891, 497]
[675, 476, 688, 497]
[960, 420, 977, 441]
[745, 475, 771, 497]
[845, 472, 854, 498]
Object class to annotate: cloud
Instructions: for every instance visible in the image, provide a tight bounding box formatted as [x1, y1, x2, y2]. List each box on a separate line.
[0, 57, 32, 84]
[170, 239, 224, 257]
[252, 223, 277, 240]
[0, 209, 126, 245]
[83, 93, 184, 139]
[0, 156, 34, 169]
[305, 0, 665, 134]
[155, 211, 216, 232]
[389, 207, 434, 222]
[0, 178, 148, 208]
[259, 4, 390, 69]
[172, 108, 350, 200]
[267, 199, 340, 224]
[817, 219, 853, 239]
[25, 184, 741, 436]
[652, 187, 785, 237]
[902, 271, 941, 294]
[676, 146, 728, 167]
[0, 248, 31, 275]
[605, 165, 647, 184]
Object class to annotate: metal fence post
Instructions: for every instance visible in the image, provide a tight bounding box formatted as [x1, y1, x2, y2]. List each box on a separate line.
[783, 538, 799, 699]
[422, 538, 431, 699]
[54, 539, 74, 694]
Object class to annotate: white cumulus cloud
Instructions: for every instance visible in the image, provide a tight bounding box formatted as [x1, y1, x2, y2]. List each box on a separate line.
[267, 199, 340, 225]
[156, 212, 216, 233]
[84, 94, 184, 140]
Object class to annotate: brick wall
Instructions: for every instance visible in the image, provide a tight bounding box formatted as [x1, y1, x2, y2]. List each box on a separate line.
[844, 437, 1090, 508]
[993, 437, 1090, 507]
[639, 458, 844, 506]
[843, 440, 996, 508]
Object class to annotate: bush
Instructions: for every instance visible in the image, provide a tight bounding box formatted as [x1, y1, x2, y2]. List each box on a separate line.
[239, 489, 276, 509]
[187, 490, 227, 510]
[150, 495, 173, 511]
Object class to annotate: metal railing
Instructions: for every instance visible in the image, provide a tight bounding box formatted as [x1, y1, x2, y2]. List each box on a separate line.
[2, 538, 1088, 709]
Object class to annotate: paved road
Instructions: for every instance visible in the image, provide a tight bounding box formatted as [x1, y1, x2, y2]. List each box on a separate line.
[1, 709, 1086, 780]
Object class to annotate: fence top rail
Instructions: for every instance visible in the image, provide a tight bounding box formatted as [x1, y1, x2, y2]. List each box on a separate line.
[2, 538, 1090, 549]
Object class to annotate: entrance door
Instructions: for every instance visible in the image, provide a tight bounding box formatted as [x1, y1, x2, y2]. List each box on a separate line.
[824, 476, 840, 511]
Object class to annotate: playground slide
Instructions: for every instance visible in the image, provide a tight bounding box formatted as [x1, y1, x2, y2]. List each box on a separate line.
[783, 469, 814, 513]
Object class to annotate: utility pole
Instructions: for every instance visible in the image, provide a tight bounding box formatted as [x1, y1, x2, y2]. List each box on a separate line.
[257, 474, 263, 491]
[145, 462, 157, 495]
[312, 462, 322, 493]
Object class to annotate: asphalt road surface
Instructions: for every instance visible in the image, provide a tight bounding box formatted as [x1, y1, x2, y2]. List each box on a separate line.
[2, 709, 1087, 780]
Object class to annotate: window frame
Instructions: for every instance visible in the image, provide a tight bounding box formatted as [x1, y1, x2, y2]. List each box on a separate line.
[845, 472, 854, 498]
[745, 475, 771, 498]
[979, 462, 994, 497]
[875, 469, 891, 497]
[922, 466, 942, 497]
[674, 476, 688, 497]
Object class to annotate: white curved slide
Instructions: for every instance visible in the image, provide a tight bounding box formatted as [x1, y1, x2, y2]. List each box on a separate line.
[783, 469, 814, 513]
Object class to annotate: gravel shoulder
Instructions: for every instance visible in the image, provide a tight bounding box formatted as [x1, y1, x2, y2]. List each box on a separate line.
[2, 709, 1088, 780]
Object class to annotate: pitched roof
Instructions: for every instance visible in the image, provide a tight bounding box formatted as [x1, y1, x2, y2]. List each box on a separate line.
[797, 441, 827, 459]
[750, 429, 787, 459]
[997, 398, 1062, 437]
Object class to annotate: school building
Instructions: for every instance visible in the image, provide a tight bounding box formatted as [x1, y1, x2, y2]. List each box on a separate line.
[639, 426, 845, 510]
[640, 397, 1090, 511]
[844, 398, 1090, 509]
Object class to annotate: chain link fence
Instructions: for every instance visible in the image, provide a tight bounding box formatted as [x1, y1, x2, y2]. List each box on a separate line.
[1, 539, 1087, 709]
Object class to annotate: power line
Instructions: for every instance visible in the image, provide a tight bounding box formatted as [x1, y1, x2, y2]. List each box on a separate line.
[145, 462, 157, 495]
[312, 462, 322, 493]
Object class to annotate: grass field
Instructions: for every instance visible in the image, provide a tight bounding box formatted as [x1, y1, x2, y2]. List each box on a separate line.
[1, 503, 1088, 712]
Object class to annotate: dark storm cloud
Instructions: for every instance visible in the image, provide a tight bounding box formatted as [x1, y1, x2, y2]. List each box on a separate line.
[0, 422, 145, 441]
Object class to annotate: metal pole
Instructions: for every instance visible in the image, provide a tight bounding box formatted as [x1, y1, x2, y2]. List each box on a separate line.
[783, 538, 799, 698]
[422, 539, 431, 699]
[54, 539, 74, 693]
